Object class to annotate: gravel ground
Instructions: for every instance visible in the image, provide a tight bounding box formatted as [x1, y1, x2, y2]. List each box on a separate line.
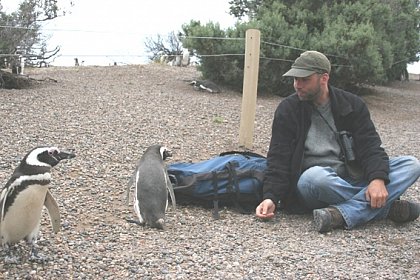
[0, 64, 419, 279]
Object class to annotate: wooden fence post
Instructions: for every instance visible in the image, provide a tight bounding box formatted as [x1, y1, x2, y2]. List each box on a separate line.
[239, 29, 261, 149]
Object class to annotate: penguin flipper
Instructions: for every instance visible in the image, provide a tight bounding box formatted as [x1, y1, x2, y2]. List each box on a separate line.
[126, 173, 135, 205]
[44, 190, 61, 233]
[166, 178, 177, 211]
[0, 183, 13, 222]
[0, 190, 6, 223]
[127, 161, 141, 205]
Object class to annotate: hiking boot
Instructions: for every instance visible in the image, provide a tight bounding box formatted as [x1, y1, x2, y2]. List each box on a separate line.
[387, 200, 420, 223]
[313, 207, 345, 233]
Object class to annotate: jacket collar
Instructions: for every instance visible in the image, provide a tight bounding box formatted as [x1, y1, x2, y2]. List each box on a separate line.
[328, 85, 354, 117]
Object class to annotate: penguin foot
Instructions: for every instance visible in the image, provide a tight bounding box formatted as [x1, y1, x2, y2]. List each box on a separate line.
[4, 255, 20, 264]
[125, 218, 144, 226]
[29, 254, 48, 263]
[152, 218, 166, 230]
[29, 253, 49, 263]
[29, 247, 49, 263]
[2, 244, 20, 264]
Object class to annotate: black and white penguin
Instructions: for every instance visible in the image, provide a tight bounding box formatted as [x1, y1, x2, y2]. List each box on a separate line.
[188, 80, 221, 93]
[132, 145, 176, 230]
[0, 146, 75, 262]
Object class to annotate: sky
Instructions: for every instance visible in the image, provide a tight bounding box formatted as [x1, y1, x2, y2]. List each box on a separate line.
[2, 0, 238, 66]
[2, 0, 420, 72]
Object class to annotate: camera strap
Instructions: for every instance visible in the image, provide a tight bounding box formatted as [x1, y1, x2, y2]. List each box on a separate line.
[314, 106, 362, 179]
[314, 106, 344, 158]
[313, 107, 338, 135]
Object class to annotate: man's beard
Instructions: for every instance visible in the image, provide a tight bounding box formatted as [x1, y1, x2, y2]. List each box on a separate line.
[296, 81, 321, 102]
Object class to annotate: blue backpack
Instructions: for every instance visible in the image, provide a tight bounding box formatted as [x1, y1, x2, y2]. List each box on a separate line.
[167, 151, 267, 219]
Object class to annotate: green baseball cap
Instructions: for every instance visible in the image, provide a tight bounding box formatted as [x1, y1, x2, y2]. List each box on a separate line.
[283, 51, 331, 77]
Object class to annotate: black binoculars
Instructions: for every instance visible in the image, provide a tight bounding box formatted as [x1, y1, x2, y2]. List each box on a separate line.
[337, 131, 356, 162]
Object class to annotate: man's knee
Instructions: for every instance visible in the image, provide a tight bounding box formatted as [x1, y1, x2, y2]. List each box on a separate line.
[298, 166, 335, 189]
[406, 156, 420, 176]
[393, 156, 420, 178]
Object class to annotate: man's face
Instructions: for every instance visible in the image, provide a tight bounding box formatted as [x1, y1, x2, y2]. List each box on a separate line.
[293, 73, 323, 102]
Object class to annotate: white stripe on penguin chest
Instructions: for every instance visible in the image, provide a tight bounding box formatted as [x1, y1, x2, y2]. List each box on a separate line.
[1, 184, 49, 244]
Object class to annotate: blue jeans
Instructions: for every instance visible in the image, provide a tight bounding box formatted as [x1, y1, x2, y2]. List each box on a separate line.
[297, 156, 420, 229]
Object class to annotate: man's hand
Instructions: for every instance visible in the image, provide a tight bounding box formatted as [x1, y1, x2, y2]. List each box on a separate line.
[365, 179, 388, 208]
[256, 199, 276, 219]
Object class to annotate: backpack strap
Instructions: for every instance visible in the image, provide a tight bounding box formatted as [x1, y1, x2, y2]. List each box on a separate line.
[219, 151, 266, 159]
[226, 161, 247, 213]
[211, 171, 220, 220]
[211, 162, 245, 219]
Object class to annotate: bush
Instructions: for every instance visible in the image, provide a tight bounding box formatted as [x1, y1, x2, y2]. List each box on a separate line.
[180, 0, 420, 95]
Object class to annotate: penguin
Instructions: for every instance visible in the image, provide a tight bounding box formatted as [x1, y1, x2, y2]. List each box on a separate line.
[130, 145, 176, 230]
[0, 146, 75, 263]
[188, 80, 221, 93]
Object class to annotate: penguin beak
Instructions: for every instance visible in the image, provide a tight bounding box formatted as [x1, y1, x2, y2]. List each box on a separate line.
[163, 150, 172, 160]
[57, 151, 76, 161]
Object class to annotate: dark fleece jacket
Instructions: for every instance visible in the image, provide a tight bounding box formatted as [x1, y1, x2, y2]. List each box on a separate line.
[263, 85, 389, 212]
